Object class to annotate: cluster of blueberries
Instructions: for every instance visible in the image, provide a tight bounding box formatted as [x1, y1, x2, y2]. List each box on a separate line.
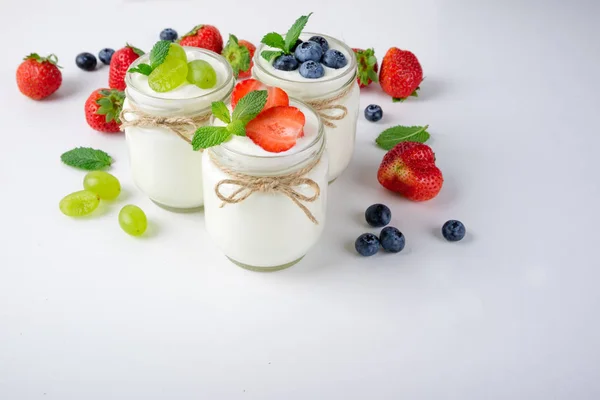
[355, 204, 466, 257]
[74, 28, 178, 72]
[272, 35, 348, 79]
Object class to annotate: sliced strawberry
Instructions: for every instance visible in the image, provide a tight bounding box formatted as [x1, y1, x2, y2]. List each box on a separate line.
[245, 106, 306, 153]
[231, 79, 289, 111]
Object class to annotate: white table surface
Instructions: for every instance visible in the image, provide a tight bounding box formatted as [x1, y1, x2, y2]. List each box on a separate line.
[1, 0, 600, 398]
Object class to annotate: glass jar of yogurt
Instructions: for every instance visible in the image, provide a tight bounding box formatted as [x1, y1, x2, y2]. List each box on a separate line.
[202, 99, 327, 271]
[122, 48, 234, 211]
[252, 33, 359, 182]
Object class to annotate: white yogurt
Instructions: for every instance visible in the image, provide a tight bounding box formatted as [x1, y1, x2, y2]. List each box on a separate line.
[202, 100, 328, 270]
[123, 48, 234, 210]
[253, 33, 359, 182]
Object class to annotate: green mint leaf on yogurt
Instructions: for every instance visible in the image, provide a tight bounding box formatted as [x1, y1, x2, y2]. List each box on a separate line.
[128, 63, 153, 76]
[261, 50, 284, 62]
[232, 90, 268, 124]
[375, 125, 430, 150]
[227, 120, 246, 137]
[261, 32, 286, 51]
[192, 126, 231, 150]
[61, 147, 113, 170]
[284, 13, 312, 53]
[149, 40, 172, 68]
[211, 101, 231, 124]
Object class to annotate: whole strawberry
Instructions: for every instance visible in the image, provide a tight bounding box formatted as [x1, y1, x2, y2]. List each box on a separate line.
[179, 24, 223, 54]
[353, 48, 378, 88]
[109, 44, 144, 91]
[379, 48, 423, 102]
[222, 34, 255, 79]
[85, 89, 125, 133]
[377, 142, 443, 201]
[16, 53, 62, 100]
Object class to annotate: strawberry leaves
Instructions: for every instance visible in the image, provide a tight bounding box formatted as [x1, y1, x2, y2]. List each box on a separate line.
[376, 125, 430, 150]
[222, 34, 251, 79]
[24, 53, 61, 67]
[95, 89, 125, 124]
[260, 13, 312, 61]
[355, 48, 378, 86]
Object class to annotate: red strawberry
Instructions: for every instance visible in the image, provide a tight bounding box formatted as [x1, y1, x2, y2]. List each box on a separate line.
[246, 106, 306, 153]
[179, 24, 223, 54]
[109, 44, 144, 91]
[353, 48, 378, 88]
[231, 79, 289, 110]
[222, 34, 255, 79]
[377, 142, 443, 201]
[85, 88, 125, 133]
[16, 53, 62, 100]
[379, 48, 423, 102]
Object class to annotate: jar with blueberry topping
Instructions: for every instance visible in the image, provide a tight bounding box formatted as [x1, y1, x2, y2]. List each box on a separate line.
[253, 33, 359, 183]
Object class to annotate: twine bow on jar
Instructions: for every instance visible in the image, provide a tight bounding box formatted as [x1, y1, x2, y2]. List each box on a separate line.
[119, 104, 211, 144]
[306, 84, 353, 129]
[210, 152, 322, 225]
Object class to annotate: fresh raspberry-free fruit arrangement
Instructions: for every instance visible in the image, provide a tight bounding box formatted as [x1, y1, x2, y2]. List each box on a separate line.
[16, 53, 62, 100]
[84, 88, 125, 133]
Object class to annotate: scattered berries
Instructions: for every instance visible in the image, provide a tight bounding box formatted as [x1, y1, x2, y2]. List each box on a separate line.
[109, 44, 144, 91]
[98, 48, 115, 65]
[84, 88, 125, 133]
[245, 106, 305, 153]
[273, 54, 299, 71]
[365, 204, 391, 227]
[160, 28, 178, 42]
[294, 41, 323, 63]
[355, 233, 380, 256]
[353, 48, 378, 88]
[179, 24, 223, 54]
[308, 35, 329, 53]
[222, 34, 255, 79]
[364, 104, 383, 122]
[379, 227, 405, 253]
[76, 52, 97, 71]
[16, 53, 62, 100]
[299, 60, 324, 79]
[377, 142, 443, 201]
[442, 220, 466, 242]
[322, 49, 347, 69]
[379, 47, 423, 101]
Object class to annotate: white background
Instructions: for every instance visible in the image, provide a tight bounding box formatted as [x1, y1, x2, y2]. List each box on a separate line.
[1, 0, 600, 398]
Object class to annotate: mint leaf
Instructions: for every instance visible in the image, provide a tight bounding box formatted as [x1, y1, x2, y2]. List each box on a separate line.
[150, 40, 171, 68]
[261, 32, 286, 50]
[284, 13, 312, 53]
[61, 147, 112, 170]
[227, 120, 246, 137]
[261, 50, 283, 62]
[232, 90, 268, 124]
[192, 126, 231, 150]
[212, 101, 231, 124]
[128, 63, 153, 76]
[375, 125, 430, 150]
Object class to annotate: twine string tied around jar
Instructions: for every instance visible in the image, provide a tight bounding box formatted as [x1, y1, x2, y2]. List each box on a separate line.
[306, 83, 353, 129]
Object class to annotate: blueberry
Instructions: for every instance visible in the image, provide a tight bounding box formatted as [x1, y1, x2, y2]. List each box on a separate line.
[322, 49, 347, 69]
[365, 204, 391, 227]
[290, 39, 303, 52]
[273, 54, 299, 71]
[75, 52, 97, 71]
[355, 233, 380, 257]
[379, 227, 405, 253]
[160, 28, 178, 42]
[98, 48, 115, 65]
[294, 41, 323, 63]
[308, 35, 329, 53]
[364, 104, 383, 122]
[299, 61, 325, 79]
[442, 220, 466, 242]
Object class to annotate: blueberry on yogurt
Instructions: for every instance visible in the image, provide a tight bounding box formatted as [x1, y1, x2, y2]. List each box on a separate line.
[322, 49, 347, 69]
[294, 41, 323, 63]
[273, 54, 299, 71]
[299, 61, 324, 79]
[308, 35, 329, 52]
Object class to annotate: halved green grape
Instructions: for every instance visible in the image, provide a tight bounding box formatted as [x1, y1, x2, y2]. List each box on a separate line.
[187, 60, 217, 89]
[59, 190, 100, 217]
[119, 205, 148, 236]
[166, 43, 187, 64]
[83, 171, 121, 200]
[148, 58, 188, 93]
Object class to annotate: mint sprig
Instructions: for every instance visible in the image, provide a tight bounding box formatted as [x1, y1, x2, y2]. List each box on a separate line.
[375, 125, 430, 150]
[260, 12, 313, 61]
[192, 90, 268, 150]
[61, 147, 112, 170]
[128, 40, 172, 76]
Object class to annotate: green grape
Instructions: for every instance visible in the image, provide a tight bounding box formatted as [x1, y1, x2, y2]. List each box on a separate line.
[59, 190, 100, 217]
[186, 60, 217, 89]
[166, 43, 187, 63]
[119, 205, 148, 236]
[83, 171, 121, 200]
[148, 58, 188, 93]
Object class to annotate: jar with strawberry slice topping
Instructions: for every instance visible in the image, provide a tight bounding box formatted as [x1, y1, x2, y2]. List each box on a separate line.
[121, 45, 234, 211]
[253, 32, 359, 183]
[199, 98, 328, 271]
